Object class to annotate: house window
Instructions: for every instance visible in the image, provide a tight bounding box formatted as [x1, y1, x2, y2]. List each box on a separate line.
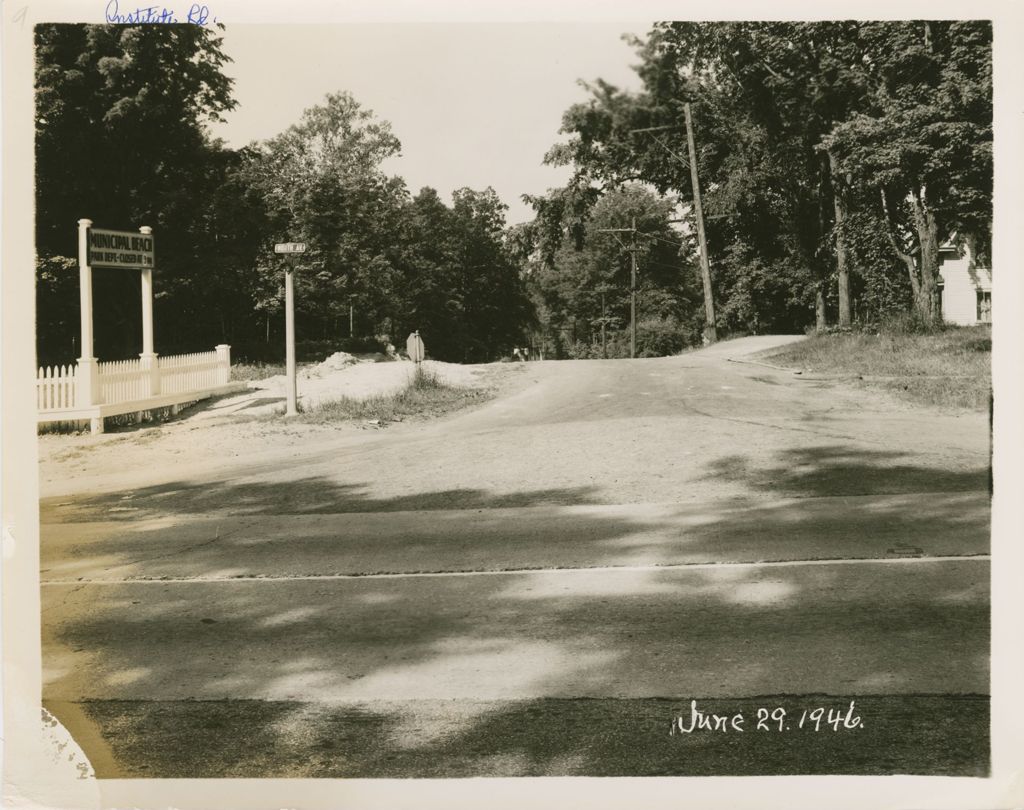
[977, 291, 992, 323]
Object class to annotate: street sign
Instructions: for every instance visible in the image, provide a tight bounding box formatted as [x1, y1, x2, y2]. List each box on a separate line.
[406, 331, 425, 363]
[87, 227, 155, 268]
[274, 242, 307, 254]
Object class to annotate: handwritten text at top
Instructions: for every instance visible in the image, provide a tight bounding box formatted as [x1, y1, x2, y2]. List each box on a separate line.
[104, 0, 217, 25]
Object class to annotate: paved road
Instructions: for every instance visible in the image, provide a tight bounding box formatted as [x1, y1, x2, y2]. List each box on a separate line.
[40, 336, 991, 776]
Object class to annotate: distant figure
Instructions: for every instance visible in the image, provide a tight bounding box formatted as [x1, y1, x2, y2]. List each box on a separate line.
[523, 347, 530, 361]
[513, 347, 524, 362]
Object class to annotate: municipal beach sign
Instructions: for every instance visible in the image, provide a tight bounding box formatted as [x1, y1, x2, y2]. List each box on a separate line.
[88, 228, 155, 269]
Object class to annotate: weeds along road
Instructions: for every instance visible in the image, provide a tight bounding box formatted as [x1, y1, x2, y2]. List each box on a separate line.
[40, 335, 992, 777]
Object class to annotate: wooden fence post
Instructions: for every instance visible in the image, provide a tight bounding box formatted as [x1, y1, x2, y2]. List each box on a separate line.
[215, 344, 231, 386]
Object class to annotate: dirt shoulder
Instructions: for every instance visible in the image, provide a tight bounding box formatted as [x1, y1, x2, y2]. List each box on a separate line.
[38, 360, 529, 499]
[754, 326, 991, 411]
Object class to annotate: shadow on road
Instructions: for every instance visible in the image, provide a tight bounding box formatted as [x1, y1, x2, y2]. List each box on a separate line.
[703, 445, 988, 497]
[68, 694, 989, 778]
[46, 481, 604, 519]
[41, 444, 991, 778]
[44, 440, 988, 521]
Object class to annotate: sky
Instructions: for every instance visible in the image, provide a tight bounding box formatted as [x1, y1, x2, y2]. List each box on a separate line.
[207, 23, 651, 224]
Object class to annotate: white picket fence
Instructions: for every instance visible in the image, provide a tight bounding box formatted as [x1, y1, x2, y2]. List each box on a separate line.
[36, 364, 77, 411]
[98, 358, 148, 405]
[37, 345, 241, 432]
[157, 350, 222, 394]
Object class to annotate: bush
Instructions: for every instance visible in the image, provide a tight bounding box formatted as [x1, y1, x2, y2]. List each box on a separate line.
[295, 337, 385, 361]
[860, 311, 948, 337]
[409, 365, 446, 391]
[566, 316, 697, 359]
[232, 336, 385, 363]
[306, 366, 487, 423]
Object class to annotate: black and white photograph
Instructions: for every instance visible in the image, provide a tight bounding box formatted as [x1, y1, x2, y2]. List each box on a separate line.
[3, 1, 1023, 808]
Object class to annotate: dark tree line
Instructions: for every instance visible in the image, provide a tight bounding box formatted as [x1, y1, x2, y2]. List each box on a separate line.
[35, 21, 991, 369]
[35, 24, 532, 367]
[526, 20, 992, 349]
[35, 23, 239, 363]
[514, 184, 704, 358]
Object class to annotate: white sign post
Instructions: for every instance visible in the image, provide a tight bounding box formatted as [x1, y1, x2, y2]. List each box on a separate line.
[274, 242, 306, 416]
[406, 331, 425, 364]
[76, 220, 158, 431]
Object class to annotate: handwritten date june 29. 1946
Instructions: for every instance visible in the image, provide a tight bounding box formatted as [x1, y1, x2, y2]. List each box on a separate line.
[670, 700, 863, 734]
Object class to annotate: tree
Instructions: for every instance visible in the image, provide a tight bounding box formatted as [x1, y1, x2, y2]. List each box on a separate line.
[235, 94, 535, 361]
[544, 27, 834, 335]
[634, 21, 875, 331]
[546, 21, 990, 334]
[823, 21, 992, 325]
[525, 184, 701, 358]
[36, 31, 539, 366]
[240, 92, 408, 344]
[435, 187, 533, 362]
[35, 22, 239, 362]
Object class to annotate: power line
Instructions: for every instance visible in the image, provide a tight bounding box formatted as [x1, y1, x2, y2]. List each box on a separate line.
[637, 231, 689, 249]
[645, 259, 697, 273]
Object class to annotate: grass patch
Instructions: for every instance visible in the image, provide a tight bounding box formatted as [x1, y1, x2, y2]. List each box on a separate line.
[759, 324, 991, 410]
[304, 366, 490, 424]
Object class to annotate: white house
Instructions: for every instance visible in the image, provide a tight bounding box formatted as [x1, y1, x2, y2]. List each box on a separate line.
[938, 241, 992, 325]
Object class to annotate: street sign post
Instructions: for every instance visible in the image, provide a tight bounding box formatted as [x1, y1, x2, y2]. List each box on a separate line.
[274, 242, 307, 416]
[76, 221, 158, 429]
[406, 331, 425, 364]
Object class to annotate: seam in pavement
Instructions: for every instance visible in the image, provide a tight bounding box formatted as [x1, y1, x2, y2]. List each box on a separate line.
[677, 396, 888, 444]
[40, 553, 991, 586]
[40, 582, 87, 613]
[726, 356, 802, 374]
[110, 523, 242, 570]
[677, 397, 988, 461]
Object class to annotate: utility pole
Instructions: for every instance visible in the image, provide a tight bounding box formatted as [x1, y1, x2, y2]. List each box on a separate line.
[601, 290, 607, 358]
[593, 284, 614, 359]
[597, 222, 640, 358]
[683, 102, 716, 344]
[630, 216, 637, 359]
[631, 106, 717, 344]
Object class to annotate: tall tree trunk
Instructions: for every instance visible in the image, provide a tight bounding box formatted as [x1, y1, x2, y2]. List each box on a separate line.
[814, 154, 831, 333]
[828, 151, 852, 329]
[815, 283, 827, 333]
[880, 187, 922, 307]
[910, 184, 941, 324]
